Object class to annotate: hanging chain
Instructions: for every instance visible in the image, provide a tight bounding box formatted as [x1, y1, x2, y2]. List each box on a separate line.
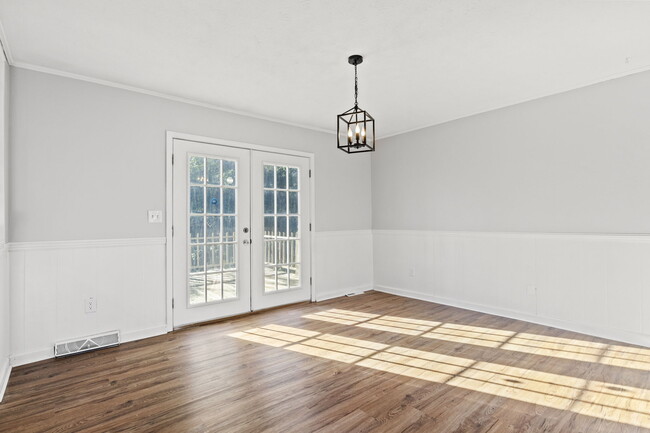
[354, 64, 359, 107]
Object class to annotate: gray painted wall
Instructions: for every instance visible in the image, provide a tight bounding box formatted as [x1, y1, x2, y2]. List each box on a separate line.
[372, 69, 650, 234]
[10, 68, 372, 242]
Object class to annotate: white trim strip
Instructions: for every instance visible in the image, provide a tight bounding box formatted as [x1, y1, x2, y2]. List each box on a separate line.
[315, 285, 374, 302]
[378, 63, 650, 140]
[0, 18, 12, 64]
[121, 325, 168, 345]
[374, 285, 650, 348]
[3, 16, 650, 140]
[314, 229, 373, 238]
[168, 131, 315, 158]
[373, 229, 650, 242]
[10, 326, 168, 367]
[12, 62, 335, 136]
[8, 237, 166, 252]
[9, 349, 52, 368]
[0, 357, 10, 402]
[12, 62, 650, 142]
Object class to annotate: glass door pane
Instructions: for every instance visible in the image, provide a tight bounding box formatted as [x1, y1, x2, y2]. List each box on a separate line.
[251, 152, 311, 311]
[187, 155, 238, 306]
[172, 139, 251, 327]
[263, 164, 302, 293]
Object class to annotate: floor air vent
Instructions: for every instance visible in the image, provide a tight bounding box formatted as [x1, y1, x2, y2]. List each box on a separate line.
[54, 331, 120, 357]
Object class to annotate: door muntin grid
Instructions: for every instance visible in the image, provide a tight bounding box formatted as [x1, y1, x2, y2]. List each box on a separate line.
[187, 154, 239, 306]
[263, 164, 301, 293]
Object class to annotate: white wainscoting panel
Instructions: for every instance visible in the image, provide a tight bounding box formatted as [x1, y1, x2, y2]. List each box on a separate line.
[373, 230, 650, 347]
[0, 357, 9, 403]
[9, 238, 167, 366]
[0, 243, 11, 402]
[314, 230, 373, 301]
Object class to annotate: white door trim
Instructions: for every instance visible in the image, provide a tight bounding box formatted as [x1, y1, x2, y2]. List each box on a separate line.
[165, 131, 316, 331]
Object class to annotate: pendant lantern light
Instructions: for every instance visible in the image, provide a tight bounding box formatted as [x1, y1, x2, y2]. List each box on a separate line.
[337, 55, 375, 153]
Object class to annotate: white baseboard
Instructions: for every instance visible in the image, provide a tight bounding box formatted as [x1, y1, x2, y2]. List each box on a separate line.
[315, 285, 374, 302]
[375, 285, 650, 348]
[0, 357, 11, 402]
[11, 326, 168, 367]
[10, 348, 52, 367]
[122, 325, 167, 344]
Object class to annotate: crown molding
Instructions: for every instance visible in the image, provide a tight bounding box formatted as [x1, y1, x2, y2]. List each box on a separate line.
[0, 17, 12, 64]
[378, 63, 650, 140]
[12, 61, 336, 136]
[4, 16, 650, 142]
[0, 12, 333, 133]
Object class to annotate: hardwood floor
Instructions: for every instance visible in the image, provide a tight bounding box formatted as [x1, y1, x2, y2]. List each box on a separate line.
[2, 291, 650, 433]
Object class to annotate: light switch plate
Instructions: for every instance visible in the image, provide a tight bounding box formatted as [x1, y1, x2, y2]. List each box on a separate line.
[148, 210, 163, 223]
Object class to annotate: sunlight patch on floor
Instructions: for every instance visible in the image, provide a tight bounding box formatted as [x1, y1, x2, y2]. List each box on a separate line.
[422, 323, 514, 348]
[501, 332, 605, 363]
[303, 309, 650, 371]
[229, 323, 650, 429]
[230, 326, 388, 364]
[600, 346, 650, 371]
[303, 309, 441, 336]
[228, 325, 317, 347]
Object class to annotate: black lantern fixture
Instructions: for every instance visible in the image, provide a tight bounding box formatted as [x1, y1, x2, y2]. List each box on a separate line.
[337, 55, 375, 153]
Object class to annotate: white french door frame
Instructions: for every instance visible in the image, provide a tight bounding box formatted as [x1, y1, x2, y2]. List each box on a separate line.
[165, 131, 316, 331]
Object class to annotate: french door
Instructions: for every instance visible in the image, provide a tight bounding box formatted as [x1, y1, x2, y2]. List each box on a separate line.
[250, 152, 311, 311]
[172, 138, 311, 327]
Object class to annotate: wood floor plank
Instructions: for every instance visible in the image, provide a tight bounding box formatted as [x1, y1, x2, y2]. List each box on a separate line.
[1, 291, 649, 432]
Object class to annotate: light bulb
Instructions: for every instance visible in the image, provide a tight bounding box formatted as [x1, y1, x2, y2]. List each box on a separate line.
[354, 124, 360, 143]
[347, 127, 352, 144]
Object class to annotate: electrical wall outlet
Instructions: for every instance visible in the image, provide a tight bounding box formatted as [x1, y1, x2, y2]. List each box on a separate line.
[85, 297, 97, 313]
[148, 210, 163, 223]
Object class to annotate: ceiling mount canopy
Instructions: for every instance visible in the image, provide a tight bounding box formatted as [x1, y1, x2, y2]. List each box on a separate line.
[337, 54, 375, 153]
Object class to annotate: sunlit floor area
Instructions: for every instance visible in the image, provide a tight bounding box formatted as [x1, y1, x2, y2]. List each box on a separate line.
[2, 292, 649, 433]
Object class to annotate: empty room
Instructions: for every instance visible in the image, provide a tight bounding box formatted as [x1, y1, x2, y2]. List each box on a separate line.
[1, 1, 649, 432]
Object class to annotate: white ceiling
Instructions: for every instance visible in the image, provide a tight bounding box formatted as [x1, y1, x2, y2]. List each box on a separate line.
[1, 0, 650, 137]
